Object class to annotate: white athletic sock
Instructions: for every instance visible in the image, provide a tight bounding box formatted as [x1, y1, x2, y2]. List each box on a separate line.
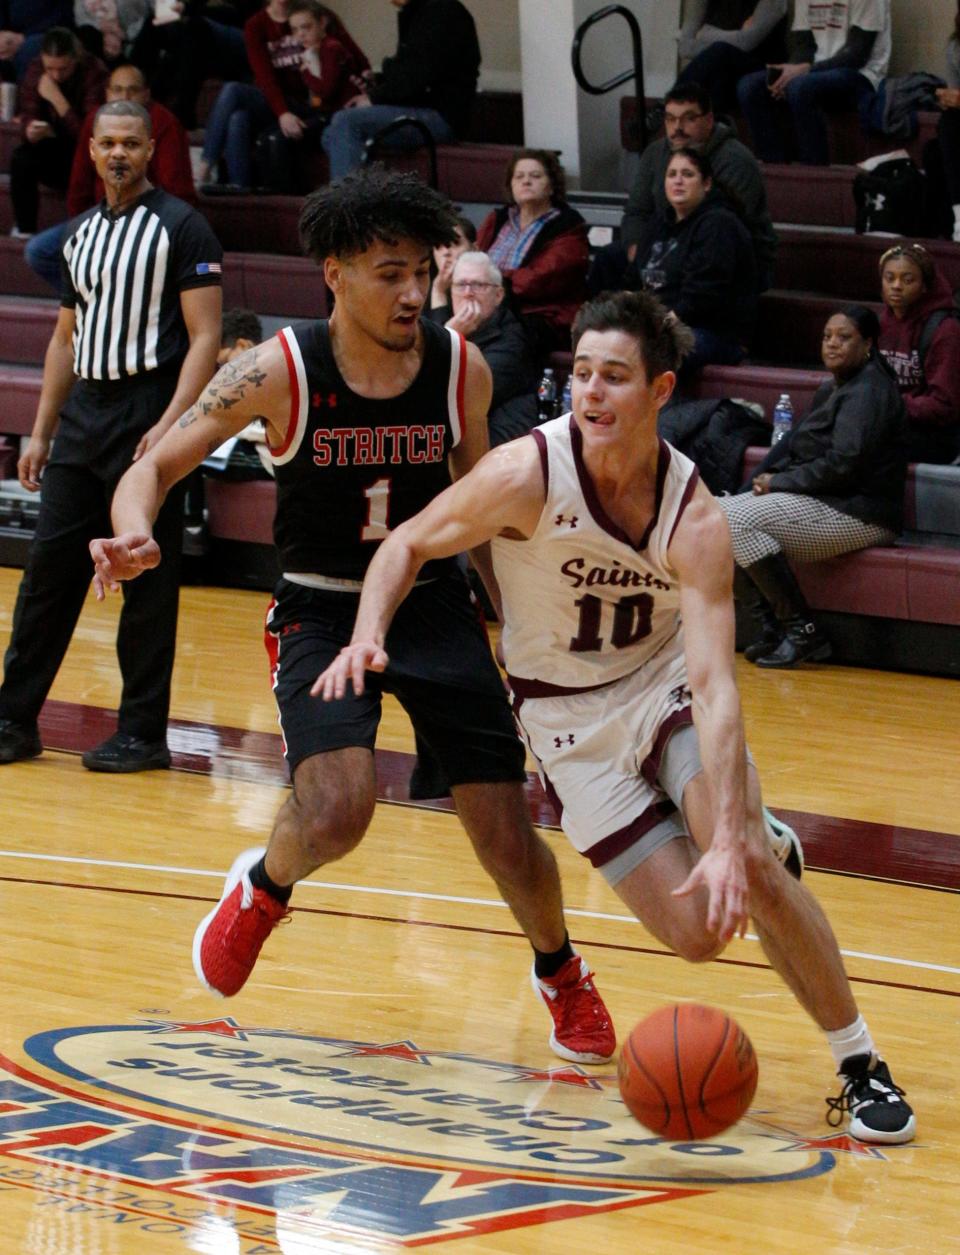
[826, 1015, 876, 1072]
[952, 204, 960, 243]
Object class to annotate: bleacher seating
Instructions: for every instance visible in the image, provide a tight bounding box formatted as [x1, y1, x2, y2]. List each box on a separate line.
[0, 81, 956, 676]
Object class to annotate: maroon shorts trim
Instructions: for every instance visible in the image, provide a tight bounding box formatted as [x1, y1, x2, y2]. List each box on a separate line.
[582, 799, 678, 868]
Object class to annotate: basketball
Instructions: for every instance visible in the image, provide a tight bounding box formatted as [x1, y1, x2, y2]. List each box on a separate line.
[617, 1003, 758, 1140]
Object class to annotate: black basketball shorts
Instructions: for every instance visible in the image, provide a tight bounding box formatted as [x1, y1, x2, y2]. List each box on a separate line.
[264, 573, 527, 794]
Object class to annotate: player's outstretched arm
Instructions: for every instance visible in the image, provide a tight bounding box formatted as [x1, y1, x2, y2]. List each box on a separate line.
[313, 436, 545, 701]
[669, 483, 751, 942]
[90, 338, 291, 597]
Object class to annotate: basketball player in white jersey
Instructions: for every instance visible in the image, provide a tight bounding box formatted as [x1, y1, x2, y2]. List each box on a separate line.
[317, 289, 916, 1145]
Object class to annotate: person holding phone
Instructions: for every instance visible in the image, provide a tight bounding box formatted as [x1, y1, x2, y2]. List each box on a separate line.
[736, 0, 891, 165]
[9, 26, 107, 237]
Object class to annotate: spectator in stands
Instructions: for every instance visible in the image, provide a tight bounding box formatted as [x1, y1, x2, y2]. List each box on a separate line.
[933, 6, 960, 242]
[428, 251, 539, 446]
[590, 84, 776, 296]
[0, 2, 74, 83]
[10, 27, 106, 237]
[737, 0, 891, 166]
[24, 62, 194, 289]
[196, 0, 305, 192]
[476, 149, 588, 357]
[878, 242, 960, 465]
[130, 1, 258, 130]
[721, 305, 906, 668]
[429, 213, 475, 311]
[633, 148, 757, 373]
[321, 0, 480, 182]
[252, 0, 369, 192]
[219, 306, 263, 364]
[676, 0, 788, 115]
[74, 0, 150, 67]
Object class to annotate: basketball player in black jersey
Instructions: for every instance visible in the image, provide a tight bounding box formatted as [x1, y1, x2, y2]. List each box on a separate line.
[90, 167, 615, 1065]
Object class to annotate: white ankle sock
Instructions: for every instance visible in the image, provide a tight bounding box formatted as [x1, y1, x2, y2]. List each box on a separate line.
[826, 1015, 876, 1071]
[952, 204, 960, 243]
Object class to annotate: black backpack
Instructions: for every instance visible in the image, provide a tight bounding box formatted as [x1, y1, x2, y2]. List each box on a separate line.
[917, 292, 960, 368]
[853, 157, 927, 236]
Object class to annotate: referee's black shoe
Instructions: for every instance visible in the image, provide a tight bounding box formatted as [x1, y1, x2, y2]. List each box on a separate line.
[82, 732, 171, 773]
[0, 718, 42, 764]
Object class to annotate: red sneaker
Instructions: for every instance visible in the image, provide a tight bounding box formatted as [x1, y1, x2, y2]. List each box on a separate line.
[193, 847, 289, 997]
[531, 955, 616, 1064]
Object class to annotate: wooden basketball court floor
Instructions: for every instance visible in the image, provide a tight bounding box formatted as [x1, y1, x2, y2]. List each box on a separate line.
[1, 565, 958, 1254]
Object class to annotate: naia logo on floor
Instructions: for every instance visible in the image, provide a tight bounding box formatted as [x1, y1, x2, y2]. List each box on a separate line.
[0, 1020, 847, 1247]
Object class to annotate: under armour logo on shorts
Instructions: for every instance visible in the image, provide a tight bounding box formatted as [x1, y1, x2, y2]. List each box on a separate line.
[555, 514, 579, 528]
[554, 734, 576, 748]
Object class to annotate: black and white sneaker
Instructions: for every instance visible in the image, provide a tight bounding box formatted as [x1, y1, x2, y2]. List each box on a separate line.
[763, 807, 804, 879]
[826, 1053, 916, 1144]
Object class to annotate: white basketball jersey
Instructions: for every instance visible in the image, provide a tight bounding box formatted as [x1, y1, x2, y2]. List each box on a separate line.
[492, 415, 700, 693]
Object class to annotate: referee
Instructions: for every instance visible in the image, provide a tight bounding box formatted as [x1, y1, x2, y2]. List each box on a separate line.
[0, 100, 222, 772]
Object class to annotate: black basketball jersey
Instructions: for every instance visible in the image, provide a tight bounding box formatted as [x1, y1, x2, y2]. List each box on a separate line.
[270, 317, 467, 580]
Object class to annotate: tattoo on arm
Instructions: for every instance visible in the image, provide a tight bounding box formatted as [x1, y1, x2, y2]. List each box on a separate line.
[190, 346, 270, 422]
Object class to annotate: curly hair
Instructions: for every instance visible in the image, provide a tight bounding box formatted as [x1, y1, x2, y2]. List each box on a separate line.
[504, 148, 567, 206]
[572, 290, 694, 380]
[299, 165, 461, 263]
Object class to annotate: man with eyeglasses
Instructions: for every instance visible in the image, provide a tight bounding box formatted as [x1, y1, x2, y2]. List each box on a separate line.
[590, 83, 776, 296]
[428, 250, 539, 446]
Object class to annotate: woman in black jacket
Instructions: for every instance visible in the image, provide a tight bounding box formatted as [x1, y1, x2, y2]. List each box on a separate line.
[634, 146, 757, 373]
[720, 305, 906, 669]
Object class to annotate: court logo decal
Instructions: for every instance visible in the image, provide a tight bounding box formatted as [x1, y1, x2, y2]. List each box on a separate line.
[1, 1019, 850, 1249]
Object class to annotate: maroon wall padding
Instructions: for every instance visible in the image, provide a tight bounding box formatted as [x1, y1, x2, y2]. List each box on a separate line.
[0, 365, 43, 436]
[205, 477, 275, 545]
[794, 547, 910, 618]
[776, 229, 960, 299]
[237, 253, 327, 318]
[762, 164, 858, 229]
[905, 549, 960, 625]
[198, 193, 304, 255]
[753, 291, 883, 366]
[0, 178, 66, 234]
[0, 236, 59, 297]
[0, 297, 56, 364]
[693, 364, 828, 416]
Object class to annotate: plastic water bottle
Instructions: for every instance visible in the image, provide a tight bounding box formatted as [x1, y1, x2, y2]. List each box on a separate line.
[560, 374, 573, 415]
[537, 368, 557, 423]
[771, 393, 793, 445]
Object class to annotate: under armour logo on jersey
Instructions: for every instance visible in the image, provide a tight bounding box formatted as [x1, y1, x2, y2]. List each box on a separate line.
[555, 514, 579, 529]
[282, 623, 302, 636]
[669, 684, 691, 707]
[312, 391, 338, 408]
[554, 734, 576, 748]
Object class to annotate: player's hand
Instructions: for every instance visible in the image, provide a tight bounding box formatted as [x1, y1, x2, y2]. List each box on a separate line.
[673, 844, 748, 943]
[17, 435, 50, 491]
[311, 640, 390, 701]
[89, 533, 161, 599]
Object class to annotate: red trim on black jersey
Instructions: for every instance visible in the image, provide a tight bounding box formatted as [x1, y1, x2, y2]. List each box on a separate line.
[271, 328, 301, 460]
[454, 330, 467, 440]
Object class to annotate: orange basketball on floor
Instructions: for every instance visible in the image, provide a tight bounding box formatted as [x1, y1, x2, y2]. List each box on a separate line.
[617, 1003, 758, 1140]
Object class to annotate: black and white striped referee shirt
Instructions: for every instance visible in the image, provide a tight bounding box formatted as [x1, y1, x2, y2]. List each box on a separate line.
[61, 188, 223, 382]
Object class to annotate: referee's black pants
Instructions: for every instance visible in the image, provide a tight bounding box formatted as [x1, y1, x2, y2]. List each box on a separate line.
[0, 371, 185, 743]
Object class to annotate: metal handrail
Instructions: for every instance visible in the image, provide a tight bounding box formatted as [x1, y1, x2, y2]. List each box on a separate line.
[571, 4, 647, 153]
[361, 116, 439, 188]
